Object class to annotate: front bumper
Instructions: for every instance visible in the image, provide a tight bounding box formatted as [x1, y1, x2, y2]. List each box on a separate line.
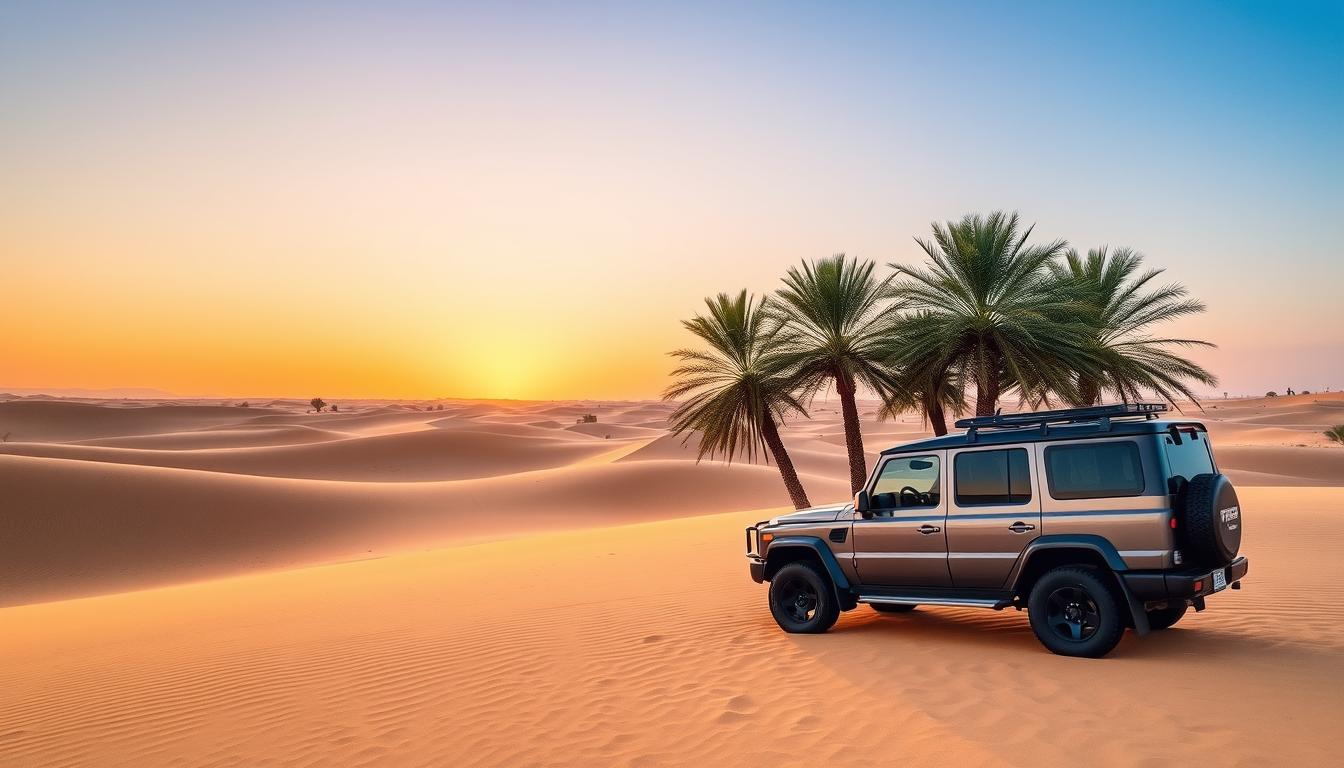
[1123, 556, 1249, 603]
[746, 522, 768, 583]
[749, 557, 765, 583]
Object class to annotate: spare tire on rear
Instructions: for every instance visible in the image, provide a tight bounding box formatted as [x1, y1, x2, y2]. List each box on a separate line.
[1182, 473, 1242, 567]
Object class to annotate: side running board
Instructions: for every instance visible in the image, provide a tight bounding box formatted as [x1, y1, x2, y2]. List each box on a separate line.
[859, 595, 1013, 610]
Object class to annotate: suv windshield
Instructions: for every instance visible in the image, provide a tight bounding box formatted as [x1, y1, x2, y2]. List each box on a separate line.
[1164, 427, 1214, 482]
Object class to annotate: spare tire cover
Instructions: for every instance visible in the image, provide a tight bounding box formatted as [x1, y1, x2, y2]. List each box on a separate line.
[1183, 474, 1242, 566]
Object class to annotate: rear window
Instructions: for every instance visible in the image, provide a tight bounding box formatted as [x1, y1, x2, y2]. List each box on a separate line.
[955, 448, 1032, 506]
[1164, 428, 1214, 482]
[1044, 441, 1145, 500]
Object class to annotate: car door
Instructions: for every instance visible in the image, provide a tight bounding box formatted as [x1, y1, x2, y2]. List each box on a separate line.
[945, 445, 1041, 588]
[851, 451, 951, 587]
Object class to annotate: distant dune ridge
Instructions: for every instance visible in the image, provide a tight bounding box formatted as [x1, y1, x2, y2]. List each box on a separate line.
[0, 393, 1339, 604]
[1, 393, 1342, 766]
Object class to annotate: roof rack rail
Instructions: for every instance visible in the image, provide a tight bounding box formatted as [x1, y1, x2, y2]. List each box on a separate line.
[954, 403, 1168, 442]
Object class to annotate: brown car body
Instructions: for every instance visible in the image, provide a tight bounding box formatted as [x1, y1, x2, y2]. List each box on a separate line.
[746, 405, 1249, 656]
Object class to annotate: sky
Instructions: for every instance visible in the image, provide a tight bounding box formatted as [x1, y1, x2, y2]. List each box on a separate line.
[2, 1, 1342, 400]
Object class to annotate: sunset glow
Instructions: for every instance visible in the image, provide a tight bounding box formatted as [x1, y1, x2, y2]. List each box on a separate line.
[3, 2, 1341, 399]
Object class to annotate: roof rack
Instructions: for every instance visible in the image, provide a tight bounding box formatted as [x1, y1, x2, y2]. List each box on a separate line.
[954, 403, 1168, 443]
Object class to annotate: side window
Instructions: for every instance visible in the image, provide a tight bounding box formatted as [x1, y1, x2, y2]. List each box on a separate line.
[1045, 441, 1145, 500]
[870, 455, 940, 510]
[954, 448, 1032, 506]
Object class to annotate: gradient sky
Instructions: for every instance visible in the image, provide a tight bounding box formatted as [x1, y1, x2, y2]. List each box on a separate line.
[3, 1, 1341, 400]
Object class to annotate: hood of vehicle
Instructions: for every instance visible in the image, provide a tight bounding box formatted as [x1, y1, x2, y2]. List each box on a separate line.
[767, 502, 852, 526]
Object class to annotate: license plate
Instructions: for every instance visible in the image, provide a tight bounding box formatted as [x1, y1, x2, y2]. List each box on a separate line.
[1212, 568, 1227, 592]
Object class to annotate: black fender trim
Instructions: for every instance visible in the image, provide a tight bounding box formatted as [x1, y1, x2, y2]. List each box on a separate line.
[765, 536, 851, 590]
[1013, 534, 1148, 636]
[1014, 534, 1129, 579]
[764, 536, 856, 610]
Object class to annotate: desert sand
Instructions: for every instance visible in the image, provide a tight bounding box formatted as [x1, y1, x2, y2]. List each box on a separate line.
[1, 393, 1342, 766]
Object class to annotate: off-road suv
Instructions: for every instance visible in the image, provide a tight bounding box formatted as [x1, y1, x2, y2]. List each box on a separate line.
[745, 403, 1248, 657]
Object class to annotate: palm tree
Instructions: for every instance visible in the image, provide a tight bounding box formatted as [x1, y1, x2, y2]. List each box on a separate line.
[772, 254, 905, 495]
[1050, 247, 1217, 406]
[889, 211, 1092, 417]
[875, 311, 966, 436]
[664, 290, 812, 509]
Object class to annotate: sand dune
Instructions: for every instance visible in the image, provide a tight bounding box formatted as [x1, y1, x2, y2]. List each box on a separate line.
[75, 425, 346, 450]
[565, 421, 661, 439]
[621, 430, 854, 479]
[0, 451, 848, 606]
[0, 428, 621, 482]
[1, 394, 1341, 765]
[1, 487, 1339, 767]
[1215, 445, 1344, 486]
[0, 401, 261, 442]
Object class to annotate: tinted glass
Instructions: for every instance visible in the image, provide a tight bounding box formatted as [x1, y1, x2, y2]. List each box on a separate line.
[1045, 441, 1145, 499]
[871, 455, 940, 509]
[955, 448, 1031, 506]
[1164, 429, 1214, 482]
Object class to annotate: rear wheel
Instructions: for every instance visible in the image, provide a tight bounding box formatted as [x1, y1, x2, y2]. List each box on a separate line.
[871, 603, 917, 614]
[1145, 601, 1189, 630]
[768, 562, 840, 634]
[1027, 567, 1126, 658]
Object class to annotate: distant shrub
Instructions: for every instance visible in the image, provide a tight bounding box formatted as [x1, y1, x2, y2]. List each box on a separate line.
[310, 397, 327, 413]
[437, 404, 445, 411]
[1, 432, 9, 443]
[1302, 390, 1311, 395]
[1326, 425, 1344, 444]
[331, 404, 339, 412]
[1265, 391, 1278, 398]
[576, 414, 598, 423]
[238, 401, 250, 408]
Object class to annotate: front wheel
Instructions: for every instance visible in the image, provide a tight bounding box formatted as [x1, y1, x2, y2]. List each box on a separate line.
[1146, 601, 1189, 630]
[768, 562, 840, 634]
[1027, 567, 1126, 658]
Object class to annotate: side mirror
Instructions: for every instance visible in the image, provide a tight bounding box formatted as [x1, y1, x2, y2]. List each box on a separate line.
[854, 490, 871, 517]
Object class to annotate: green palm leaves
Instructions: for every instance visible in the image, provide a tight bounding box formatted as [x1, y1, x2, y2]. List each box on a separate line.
[666, 211, 1218, 509]
[1049, 246, 1217, 406]
[664, 290, 813, 509]
[772, 254, 904, 494]
[890, 211, 1093, 417]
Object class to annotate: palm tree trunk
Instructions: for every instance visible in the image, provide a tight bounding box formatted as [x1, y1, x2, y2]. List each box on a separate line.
[760, 411, 811, 510]
[925, 392, 948, 436]
[834, 369, 868, 495]
[975, 345, 1000, 417]
[1078, 377, 1102, 406]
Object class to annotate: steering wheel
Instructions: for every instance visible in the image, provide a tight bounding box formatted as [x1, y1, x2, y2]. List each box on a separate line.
[899, 486, 927, 507]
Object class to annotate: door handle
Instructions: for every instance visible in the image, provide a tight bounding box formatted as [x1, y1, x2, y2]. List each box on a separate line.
[1007, 521, 1036, 533]
[916, 524, 942, 535]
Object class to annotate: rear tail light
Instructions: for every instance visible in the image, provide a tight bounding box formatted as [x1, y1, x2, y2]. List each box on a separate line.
[1170, 518, 1178, 529]
[1193, 580, 1204, 591]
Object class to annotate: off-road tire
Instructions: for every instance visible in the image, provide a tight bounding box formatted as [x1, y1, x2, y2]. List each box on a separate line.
[1145, 601, 1188, 631]
[871, 603, 917, 614]
[1027, 566, 1126, 658]
[768, 561, 840, 634]
[1183, 473, 1242, 567]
